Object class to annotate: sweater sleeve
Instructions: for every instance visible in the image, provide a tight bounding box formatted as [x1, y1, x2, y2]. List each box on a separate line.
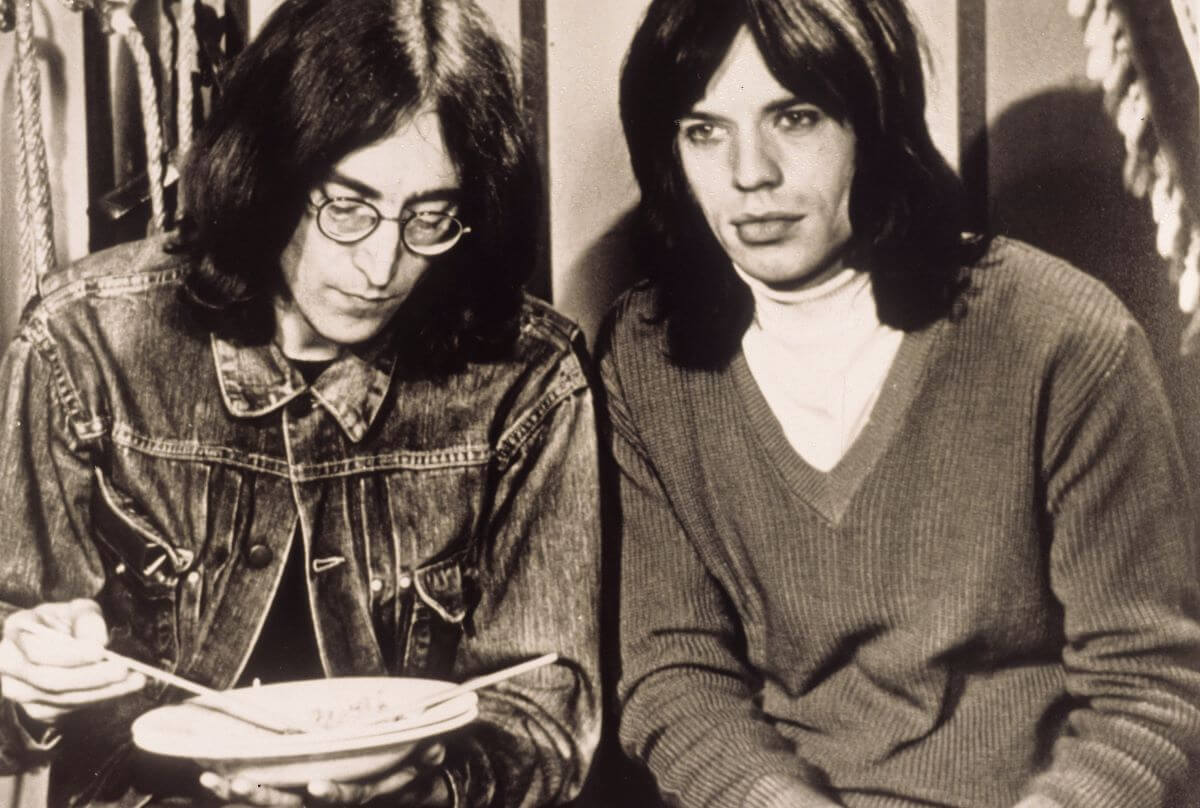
[1027, 321, 1200, 807]
[600, 344, 835, 808]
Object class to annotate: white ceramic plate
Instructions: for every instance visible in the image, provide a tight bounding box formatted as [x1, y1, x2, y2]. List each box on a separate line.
[131, 677, 478, 786]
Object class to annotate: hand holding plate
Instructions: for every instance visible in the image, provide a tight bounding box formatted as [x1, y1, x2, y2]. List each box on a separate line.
[198, 742, 449, 807]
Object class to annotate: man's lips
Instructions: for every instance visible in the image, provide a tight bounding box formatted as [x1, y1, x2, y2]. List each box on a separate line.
[732, 213, 803, 244]
[333, 289, 402, 309]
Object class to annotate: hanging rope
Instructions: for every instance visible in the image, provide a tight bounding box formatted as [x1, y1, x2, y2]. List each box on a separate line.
[13, 0, 57, 303]
[106, 5, 168, 232]
[1069, 0, 1200, 351]
[1170, 0, 1200, 81]
[175, 0, 198, 215]
[4, 0, 212, 289]
[12, 30, 37, 306]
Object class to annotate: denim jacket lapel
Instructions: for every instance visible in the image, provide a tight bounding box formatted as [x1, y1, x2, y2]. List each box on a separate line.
[211, 334, 396, 442]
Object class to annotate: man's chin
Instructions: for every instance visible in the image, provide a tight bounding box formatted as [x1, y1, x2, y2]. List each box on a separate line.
[314, 322, 390, 352]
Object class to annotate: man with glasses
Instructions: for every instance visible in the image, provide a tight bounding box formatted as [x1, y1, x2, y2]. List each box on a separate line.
[309, 193, 471, 255]
[0, 1, 600, 806]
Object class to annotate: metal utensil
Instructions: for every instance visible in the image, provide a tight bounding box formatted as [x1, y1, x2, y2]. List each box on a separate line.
[17, 620, 305, 734]
[299, 652, 560, 743]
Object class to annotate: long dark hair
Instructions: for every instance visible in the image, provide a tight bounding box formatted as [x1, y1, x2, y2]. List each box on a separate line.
[619, 0, 987, 368]
[172, 0, 538, 373]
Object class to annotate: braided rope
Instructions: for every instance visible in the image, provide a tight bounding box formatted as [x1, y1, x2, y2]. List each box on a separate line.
[1169, 0, 1200, 81]
[14, 0, 56, 302]
[176, 0, 198, 215]
[109, 7, 168, 231]
[12, 16, 36, 305]
[1069, 0, 1200, 348]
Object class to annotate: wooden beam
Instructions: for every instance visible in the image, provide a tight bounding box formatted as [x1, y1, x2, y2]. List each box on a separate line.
[519, 0, 551, 300]
[958, 0, 988, 232]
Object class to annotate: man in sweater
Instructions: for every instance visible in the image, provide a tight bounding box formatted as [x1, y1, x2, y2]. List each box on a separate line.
[602, 0, 1200, 806]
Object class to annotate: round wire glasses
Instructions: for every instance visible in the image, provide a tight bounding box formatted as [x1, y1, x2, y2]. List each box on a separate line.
[309, 194, 472, 256]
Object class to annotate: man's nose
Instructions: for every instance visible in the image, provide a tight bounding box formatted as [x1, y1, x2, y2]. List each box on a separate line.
[732, 130, 783, 192]
[352, 222, 404, 287]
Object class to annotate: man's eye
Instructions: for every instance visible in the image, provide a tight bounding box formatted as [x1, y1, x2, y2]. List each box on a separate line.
[778, 108, 822, 131]
[408, 213, 453, 235]
[680, 121, 723, 145]
[325, 200, 371, 220]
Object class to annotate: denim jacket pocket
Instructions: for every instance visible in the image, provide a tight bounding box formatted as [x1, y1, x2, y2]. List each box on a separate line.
[399, 551, 474, 678]
[93, 468, 195, 583]
[91, 468, 192, 692]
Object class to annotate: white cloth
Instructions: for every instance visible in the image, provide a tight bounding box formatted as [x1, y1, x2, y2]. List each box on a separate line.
[735, 265, 904, 472]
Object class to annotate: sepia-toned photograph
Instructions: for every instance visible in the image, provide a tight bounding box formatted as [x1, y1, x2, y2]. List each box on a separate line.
[1, 1, 1199, 806]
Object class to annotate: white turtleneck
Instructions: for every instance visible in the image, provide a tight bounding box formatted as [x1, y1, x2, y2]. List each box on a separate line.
[735, 264, 904, 473]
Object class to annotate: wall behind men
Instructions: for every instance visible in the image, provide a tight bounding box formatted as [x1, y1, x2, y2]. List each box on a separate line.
[1, 1, 1197, 806]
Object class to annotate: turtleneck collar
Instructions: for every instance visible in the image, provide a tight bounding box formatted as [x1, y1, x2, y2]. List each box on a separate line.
[732, 262, 863, 306]
[733, 263, 877, 345]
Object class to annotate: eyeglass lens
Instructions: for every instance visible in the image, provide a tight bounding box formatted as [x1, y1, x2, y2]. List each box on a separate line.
[317, 199, 465, 255]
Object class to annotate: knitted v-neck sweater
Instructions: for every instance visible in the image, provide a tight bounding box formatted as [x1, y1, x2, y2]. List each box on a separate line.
[600, 239, 1200, 808]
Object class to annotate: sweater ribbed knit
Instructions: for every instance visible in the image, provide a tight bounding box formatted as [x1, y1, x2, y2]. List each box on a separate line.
[600, 239, 1200, 808]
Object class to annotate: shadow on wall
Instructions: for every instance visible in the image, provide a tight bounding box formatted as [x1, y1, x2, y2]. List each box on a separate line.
[967, 84, 1200, 476]
[561, 208, 641, 348]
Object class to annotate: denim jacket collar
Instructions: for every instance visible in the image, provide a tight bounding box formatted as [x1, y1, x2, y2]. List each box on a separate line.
[211, 334, 396, 443]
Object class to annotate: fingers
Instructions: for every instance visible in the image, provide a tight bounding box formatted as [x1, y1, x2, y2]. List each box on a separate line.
[5, 600, 109, 666]
[0, 638, 136, 691]
[0, 601, 145, 724]
[68, 603, 110, 646]
[199, 772, 304, 807]
[0, 668, 146, 707]
[306, 742, 448, 806]
[307, 768, 421, 805]
[0, 661, 146, 724]
[196, 743, 450, 807]
[419, 743, 447, 766]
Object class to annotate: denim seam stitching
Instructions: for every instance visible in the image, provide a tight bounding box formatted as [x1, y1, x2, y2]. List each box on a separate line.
[37, 267, 185, 313]
[495, 362, 587, 469]
[109, 423, 493, 477]
[23, 323, 105, 443]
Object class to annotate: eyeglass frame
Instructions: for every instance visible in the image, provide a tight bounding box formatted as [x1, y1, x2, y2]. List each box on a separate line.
[306, 192, 473, 256]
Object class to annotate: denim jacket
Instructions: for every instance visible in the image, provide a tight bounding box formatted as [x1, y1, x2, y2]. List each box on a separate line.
[0, 237, 602, 808]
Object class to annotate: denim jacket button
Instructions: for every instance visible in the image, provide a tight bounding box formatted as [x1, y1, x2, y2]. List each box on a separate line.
[370, 577, 384, 593]
[246, 543, 274, 569]
[398, 573, 413, 590]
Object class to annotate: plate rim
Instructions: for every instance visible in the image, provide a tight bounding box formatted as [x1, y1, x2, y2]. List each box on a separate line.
[131, 678, 479, 760]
